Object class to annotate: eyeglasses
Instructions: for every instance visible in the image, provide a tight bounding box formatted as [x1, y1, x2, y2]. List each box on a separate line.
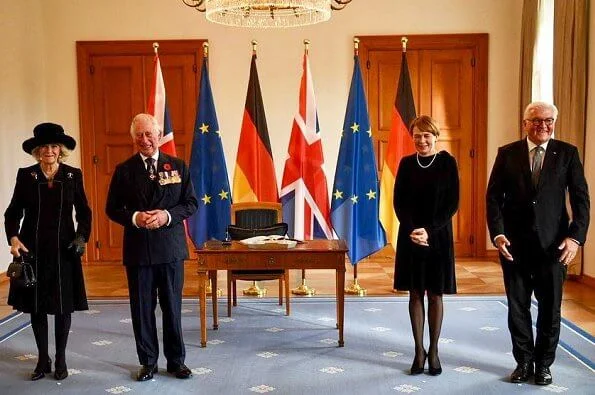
[526, 118, 555, 126]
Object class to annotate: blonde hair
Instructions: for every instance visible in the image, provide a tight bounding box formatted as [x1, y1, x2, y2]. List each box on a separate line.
[31, 144, 70, 163]
[408, 115, 441, 137]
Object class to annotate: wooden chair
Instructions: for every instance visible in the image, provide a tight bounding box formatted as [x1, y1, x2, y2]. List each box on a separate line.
[227, 202, 290, 317]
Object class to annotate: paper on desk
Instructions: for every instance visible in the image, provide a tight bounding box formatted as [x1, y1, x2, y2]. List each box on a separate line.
[239, 235, 297, 248]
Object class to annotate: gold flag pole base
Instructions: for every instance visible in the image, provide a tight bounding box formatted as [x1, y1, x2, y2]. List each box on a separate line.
[345, 279, 367, 296]
[242, 281, 267, 297]
[206, 284, 223, 297]
[291, 279, 316, 296]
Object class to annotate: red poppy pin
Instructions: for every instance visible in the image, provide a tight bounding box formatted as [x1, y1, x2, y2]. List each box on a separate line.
[163, 163, 172, 171]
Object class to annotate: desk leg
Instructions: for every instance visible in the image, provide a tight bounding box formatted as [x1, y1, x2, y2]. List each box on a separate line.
[336, 267, 345, 347]
[210, 270, 219, 330]
[198, 269, 208, 348]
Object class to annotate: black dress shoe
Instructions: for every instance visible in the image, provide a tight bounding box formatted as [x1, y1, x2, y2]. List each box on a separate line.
[54, 367, 68, 380]
[167, 364, 192, 379]
[410, 352, 427, 375]
[136, 364, 158, 382]
[510, 362, 534, 383]
[31, 358, 52, 381]
[535, 365, 552, 385]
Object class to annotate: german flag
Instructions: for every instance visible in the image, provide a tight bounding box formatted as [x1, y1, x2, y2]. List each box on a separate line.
[379, 49, 416, 249]
[233, 53, 278, 203]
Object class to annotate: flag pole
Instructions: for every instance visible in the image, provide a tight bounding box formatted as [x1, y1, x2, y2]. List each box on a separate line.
[241, 39, 268, 298]
[199, 41, 223, 298]
[344, 37, 367, 297]
[291, 39, 317, 298]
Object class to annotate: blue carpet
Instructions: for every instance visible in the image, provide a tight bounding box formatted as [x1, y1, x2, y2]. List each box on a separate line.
[0, 296, 593, 394]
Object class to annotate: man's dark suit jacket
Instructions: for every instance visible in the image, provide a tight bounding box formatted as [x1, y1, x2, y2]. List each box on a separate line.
[105, 152, 198, 266]
[487, 138, 589, 253]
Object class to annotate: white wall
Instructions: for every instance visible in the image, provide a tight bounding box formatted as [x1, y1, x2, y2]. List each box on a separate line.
[583, 5, 595, 278]
[0, 0, 47, 270]
[1, 0, 524, 271]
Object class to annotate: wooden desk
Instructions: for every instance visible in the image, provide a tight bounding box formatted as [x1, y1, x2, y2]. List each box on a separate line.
[196, 239, 348, 347]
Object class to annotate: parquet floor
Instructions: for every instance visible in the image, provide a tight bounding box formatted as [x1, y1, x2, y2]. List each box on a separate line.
[2, 250, 594, 335]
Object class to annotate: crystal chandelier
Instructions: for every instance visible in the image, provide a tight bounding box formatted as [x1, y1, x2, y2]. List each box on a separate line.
[182, 0, 352, 28]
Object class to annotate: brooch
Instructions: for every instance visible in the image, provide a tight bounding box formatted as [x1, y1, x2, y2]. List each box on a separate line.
[31, 172, 38, 180]
[67, 172, 73, 179]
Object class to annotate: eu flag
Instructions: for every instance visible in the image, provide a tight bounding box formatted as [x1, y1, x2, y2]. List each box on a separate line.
[188, 57, 232, 248]
[330, 55, 386, 264]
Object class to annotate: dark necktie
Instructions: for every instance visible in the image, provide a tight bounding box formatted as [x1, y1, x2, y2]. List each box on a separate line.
[531, 146, 544, 187]
[145, 157, 156, 180]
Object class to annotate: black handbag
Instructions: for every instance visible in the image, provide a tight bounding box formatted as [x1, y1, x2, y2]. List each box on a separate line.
[6, 254, 36, 288]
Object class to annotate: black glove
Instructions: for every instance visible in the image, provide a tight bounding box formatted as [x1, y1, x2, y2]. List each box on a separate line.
[68, 235, 86, 257]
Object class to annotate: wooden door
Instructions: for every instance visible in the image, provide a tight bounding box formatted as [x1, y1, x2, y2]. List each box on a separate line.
[361, 34, 488, 257]
[77, 40, 204, 264]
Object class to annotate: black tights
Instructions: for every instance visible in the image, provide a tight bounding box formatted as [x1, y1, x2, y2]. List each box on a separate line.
[409, 290, 443, 367]
[30, 313, 71, 369]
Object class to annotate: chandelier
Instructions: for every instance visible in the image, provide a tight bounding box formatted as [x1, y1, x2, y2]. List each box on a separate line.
[182, 0, 353, 28]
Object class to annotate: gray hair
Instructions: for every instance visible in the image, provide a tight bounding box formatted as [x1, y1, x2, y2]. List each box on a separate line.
[523, 101, 559, 120]
[31, 143, 70, 163]
[129, 113, 161, 138]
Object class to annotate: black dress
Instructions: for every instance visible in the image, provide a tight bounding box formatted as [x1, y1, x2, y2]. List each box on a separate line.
[393, 151, 459, 294]
[4, 164, 92, 314]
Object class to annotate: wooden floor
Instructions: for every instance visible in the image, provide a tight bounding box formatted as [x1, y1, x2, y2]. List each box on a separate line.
[2, 252, 594, 335]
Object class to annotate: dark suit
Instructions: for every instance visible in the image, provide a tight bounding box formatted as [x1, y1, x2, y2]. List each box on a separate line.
[486, 138, 589, 367]
[106, 152, 197, 367]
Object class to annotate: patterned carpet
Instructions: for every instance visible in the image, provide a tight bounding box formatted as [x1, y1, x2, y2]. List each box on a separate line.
[0, 296, 593, 394]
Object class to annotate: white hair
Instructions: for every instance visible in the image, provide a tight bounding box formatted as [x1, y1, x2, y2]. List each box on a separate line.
[523, 102, 559, 120]
[129, 113, 161, 138]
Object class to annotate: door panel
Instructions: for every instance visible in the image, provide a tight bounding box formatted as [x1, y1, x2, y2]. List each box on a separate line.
[420, 49, 473, 256]
[92, 55, 144, 261]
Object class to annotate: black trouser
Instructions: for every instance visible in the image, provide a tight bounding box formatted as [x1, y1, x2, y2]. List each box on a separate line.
[501, 237, 566, 368]
[126, 261, 185, 367]
[30, 312, 71, 368]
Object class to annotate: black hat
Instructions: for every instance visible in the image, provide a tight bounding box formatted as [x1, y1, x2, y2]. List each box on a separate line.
[22, 123, 76, 154]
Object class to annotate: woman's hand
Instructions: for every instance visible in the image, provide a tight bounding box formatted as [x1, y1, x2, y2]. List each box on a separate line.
[410, 228, 429, 247]
[9, 236, 28, 257]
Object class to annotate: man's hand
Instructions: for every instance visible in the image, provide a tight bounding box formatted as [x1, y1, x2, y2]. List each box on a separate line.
[134, 212, 153, 228]
[9, 236, 28, 258]
[495, 235, 514, 261]
[558, 238, 579, 266]
[410, 228, 429, 247]
[145, 210, 168, 230]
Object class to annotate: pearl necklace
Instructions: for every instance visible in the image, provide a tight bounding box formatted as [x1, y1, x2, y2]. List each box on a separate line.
[416, 152, 438, 169]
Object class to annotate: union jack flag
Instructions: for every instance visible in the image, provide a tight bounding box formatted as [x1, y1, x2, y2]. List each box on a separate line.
[280, 50, 332, 240]
[147, 47, 176, 156]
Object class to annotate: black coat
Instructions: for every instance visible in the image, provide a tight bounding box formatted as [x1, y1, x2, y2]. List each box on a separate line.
[105, 152, 198, 266]
[393, 151, 459, 293]
[4, 163, 92, 314]
[486, 138, 590, 252]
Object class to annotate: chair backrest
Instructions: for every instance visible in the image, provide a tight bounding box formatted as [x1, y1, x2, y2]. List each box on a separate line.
[230, 202, 282, 228]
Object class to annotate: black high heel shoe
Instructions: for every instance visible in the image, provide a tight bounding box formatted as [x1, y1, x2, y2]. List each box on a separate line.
[410, 352, 427, 375]
[31, 358, 52, 381]
[428, 354, 442, 376]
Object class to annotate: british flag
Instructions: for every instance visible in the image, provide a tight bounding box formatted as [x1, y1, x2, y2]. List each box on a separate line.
[147, 47, 176, 156]
[280, 50, 332, 240]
